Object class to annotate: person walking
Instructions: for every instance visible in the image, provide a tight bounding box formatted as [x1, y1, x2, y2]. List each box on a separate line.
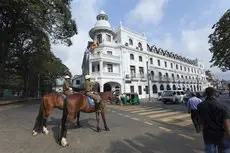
[187, 92, 203, 133]
[197, 87, 230, 153]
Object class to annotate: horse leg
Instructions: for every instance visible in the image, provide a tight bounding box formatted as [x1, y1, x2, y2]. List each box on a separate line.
[101, 110, 110, 131]
[60, 111, 69, 147]
[42, 117, 49, 135]
[96, 112, 101, 132]
[75, 111, 82, 128]
[42, 109, 51, 135]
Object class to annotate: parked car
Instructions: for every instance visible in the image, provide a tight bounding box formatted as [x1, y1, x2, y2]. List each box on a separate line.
[161, 90, 185, 104]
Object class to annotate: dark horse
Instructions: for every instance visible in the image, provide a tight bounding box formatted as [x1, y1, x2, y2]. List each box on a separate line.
[32, 91, 113, 137]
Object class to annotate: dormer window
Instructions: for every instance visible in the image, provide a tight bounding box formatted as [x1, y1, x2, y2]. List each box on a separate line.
[129, 39, 133, 45]
[138, 42, 143, 50]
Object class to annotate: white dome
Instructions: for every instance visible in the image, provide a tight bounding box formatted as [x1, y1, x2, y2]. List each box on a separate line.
[94, 20, 111, 28]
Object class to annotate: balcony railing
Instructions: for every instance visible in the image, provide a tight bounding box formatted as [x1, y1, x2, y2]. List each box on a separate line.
[130, 73, 147, 79]
[90, 53, 120, 62]
[91, 72, 121, 78]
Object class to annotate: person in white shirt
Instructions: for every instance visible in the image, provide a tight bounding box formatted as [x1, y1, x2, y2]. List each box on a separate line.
[187, 92, 203, 133]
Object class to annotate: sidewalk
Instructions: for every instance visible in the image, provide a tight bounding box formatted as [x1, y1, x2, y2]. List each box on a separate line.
[140, 97, 159, 103]
[0, 97, 41, 106]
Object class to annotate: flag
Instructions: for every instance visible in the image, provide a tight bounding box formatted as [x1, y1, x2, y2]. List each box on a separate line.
[91, 41, 98, 49]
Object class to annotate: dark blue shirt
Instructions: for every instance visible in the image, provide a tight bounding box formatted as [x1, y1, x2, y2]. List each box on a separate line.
[197, 98, 230, 144]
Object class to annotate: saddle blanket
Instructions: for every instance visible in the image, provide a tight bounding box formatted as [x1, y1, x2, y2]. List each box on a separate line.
[87, 96, 95, 107]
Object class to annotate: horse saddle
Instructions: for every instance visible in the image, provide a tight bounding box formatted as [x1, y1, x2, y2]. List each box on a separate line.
[86, 96, 95, 107]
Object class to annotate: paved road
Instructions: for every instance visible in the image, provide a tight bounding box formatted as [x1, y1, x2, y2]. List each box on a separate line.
[0, 99, 205, 153]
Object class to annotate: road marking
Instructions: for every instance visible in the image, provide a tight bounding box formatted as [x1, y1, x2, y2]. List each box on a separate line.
[159, 126, 172, 132]
[144, 121, 153, 125]
[118, 113, 123, 115]
[131, 117, 140, 121]
[178, 134, 195, 140]
[122, 108, 145, 111]
[174, 119, 192, 127]
[111, 111, 116, 113]
[160, 114, 190, 122]
[148, 111, 181, 118]
[130, 108, 162, 113]
[139, 109, 171, 116]
[124, 115, 130, 118]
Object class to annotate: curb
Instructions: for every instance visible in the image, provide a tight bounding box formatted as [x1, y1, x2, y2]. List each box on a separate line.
[0, 98, 41, 106]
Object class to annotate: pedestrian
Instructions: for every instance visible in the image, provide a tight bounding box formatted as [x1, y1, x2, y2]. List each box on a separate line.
[197, 87, 230, 153]
[187, 92, 202, 133]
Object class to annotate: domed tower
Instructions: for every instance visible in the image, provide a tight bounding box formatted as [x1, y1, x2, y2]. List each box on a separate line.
[89, 10, 115, 45]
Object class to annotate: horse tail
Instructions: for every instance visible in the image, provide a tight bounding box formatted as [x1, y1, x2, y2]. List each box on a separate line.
[33, 96, 45, 133]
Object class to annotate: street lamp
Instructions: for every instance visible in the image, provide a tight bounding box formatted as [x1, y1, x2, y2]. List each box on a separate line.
[146, 61, 151, 102]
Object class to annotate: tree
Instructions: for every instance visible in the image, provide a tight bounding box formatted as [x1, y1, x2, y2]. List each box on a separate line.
[0, 0, 76, 97]
[208, 9, 230, 71]
[0, 0, 77, 72]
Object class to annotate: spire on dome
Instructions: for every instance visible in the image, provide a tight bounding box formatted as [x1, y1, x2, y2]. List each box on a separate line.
[99, 10, 106, 15]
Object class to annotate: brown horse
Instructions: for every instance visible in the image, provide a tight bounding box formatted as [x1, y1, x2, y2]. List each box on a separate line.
[59, 91, 114, 147]
[32, 91, 113, 137]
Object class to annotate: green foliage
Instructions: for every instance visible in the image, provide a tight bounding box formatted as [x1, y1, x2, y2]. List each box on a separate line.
[209, 9, 230, 71]
[0, 0, 76, 97]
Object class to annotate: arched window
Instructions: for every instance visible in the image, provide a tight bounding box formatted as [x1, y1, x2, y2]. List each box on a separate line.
[151, 71, 154, 77]
[172, 73, 174, 78]
[152, 85, 157, 93]
[130, 54, 134, 60]
[129, 39, 133, 45]
[173, 85, 176, 90]
[160, 84, 164, 90]
[165, 73, 169, 78]
[166, 84, 171, 90]
[159, 72, 162, 77]
[97, 34, 102, 43]
[150, 58, 153, 64]
[177, 74, 180, 78]
[139, 56, 142, 62]
[138, 42, 143, 50]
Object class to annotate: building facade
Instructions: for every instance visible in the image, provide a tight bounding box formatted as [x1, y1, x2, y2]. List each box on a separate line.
[81, 11, 207, 99]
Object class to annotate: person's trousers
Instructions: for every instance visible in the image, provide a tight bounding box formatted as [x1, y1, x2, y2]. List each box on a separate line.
[191, 109, 201, 133]
[85, 92, 100, 103]
[205, 138, 230, 153]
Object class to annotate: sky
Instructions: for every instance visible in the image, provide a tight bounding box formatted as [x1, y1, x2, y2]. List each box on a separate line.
[52, 0, 230, 80]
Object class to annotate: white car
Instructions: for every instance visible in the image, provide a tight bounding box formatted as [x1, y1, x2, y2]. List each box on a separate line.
[161, 90, 185, 104]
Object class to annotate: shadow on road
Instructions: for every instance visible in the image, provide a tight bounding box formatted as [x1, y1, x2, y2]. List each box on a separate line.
[50, 117, 101, 142]
[105, 132, 203, 153]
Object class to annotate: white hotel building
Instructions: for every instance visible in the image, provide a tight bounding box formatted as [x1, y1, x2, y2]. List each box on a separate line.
[81, 11, 207, 99]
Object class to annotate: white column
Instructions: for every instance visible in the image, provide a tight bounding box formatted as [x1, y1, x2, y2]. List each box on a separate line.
[100, 60, 103, 76]
[89, 62, 92, 74]
[100, 84, 104, 92]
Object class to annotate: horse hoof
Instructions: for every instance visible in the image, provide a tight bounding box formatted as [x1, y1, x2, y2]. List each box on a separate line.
[97, 127, 101, 132]
[32, 130, 38, 136]
[43, 126, 49, 135]
[60, 137, 68, 147]
[75, 124, 82, 129]
[105, 127, 110, 131]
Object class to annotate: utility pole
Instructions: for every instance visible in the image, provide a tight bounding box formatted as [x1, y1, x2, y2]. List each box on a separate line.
[146, 61, 151, 102]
